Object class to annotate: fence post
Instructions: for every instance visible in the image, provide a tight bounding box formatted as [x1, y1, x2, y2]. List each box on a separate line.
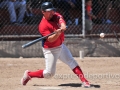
[82, 0, 85, 38]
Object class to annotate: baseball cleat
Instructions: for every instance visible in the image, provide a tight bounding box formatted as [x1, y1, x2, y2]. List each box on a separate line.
[21, 70, 31, 85]
[82, 81, 90, 88]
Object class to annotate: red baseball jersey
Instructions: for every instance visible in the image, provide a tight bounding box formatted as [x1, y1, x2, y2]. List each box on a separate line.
[39, 12, 65, 48]
[86, 5, 92, 20]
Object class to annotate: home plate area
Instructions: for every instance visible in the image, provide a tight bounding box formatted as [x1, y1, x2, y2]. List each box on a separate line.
[39, 87, 63, 90]
[0, 58, 120, 90]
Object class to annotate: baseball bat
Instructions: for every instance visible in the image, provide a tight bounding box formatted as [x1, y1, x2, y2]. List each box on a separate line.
[22, 32, 55, 48]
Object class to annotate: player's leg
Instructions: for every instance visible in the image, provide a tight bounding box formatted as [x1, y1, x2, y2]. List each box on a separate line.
[27, 52, 57, 79]
[59, 44, 84, 80]
[85, 19, 92, 35]
[41, 46, 61, 79]
[29, 45, 62, 79]
[59, 44, 90, 87]
[21, 46, 61, 85]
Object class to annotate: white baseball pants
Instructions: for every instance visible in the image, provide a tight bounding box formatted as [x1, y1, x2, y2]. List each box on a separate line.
[42, 44, 78, 78]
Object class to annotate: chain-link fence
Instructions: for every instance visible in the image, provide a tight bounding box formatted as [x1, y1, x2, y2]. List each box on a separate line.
[0, 0, 120, 57]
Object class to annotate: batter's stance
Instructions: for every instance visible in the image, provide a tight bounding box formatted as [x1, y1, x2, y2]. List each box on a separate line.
[21, 2, 90, 88]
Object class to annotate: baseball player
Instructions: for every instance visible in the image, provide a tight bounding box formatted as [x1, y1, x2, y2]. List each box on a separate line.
[85, 0, 96, 35]
[21, 2, 90, 88]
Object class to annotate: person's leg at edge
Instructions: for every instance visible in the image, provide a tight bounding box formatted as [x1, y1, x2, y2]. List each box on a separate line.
[7, 1, 16, 23]
[17, 1, 26, 23]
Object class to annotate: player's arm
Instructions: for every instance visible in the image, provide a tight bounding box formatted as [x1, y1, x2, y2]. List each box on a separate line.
[47, 17, 66, 42]
[47, 29, 62, 42]
[40, 27, 62, 42]
[58, 15, 67, 32]
[86, 6, 96, 19]
[46, 14, 67, 42]
[39, 22, 63, 42]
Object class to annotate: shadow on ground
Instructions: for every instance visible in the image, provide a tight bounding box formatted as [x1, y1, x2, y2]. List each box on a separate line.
[58, 83, 100, 88]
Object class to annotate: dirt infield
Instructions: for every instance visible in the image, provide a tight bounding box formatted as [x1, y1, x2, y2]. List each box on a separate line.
[0, 57, 120, 90]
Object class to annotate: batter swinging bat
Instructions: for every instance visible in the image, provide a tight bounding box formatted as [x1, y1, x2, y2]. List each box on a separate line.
[22, 32, 55, 48]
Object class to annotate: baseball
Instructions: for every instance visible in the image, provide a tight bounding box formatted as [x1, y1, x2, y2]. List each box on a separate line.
[100, 33, 105, 38]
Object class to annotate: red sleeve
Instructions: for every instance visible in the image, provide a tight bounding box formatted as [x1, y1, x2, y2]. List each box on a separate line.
[55, 13, 66, 24]
[58, 15, 66, 24]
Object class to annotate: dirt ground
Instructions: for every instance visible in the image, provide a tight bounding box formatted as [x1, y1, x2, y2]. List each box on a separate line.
[0, 57, 120, 90]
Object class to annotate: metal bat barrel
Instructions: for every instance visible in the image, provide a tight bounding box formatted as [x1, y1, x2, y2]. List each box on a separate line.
[22, 38, 43, 48]
[22, 32, 55, 48]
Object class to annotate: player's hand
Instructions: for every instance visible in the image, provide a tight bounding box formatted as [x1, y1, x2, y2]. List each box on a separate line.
[54, 29, 62, 36]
